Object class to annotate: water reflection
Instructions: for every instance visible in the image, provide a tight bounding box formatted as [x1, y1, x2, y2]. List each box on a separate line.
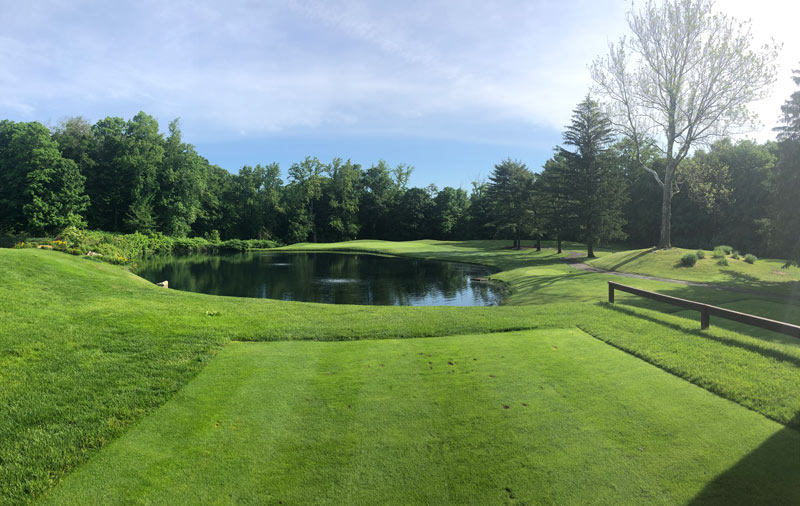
[135, 252, 504, 306]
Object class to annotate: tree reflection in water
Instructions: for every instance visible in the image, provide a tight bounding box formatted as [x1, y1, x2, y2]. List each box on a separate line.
[135, 252, 504, 306]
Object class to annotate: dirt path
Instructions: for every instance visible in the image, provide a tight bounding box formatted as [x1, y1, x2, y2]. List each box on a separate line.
[561, 252, 791, 299]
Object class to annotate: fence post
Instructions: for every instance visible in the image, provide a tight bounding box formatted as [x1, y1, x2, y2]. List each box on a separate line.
[608, 282, 615, 303]
[701, 307, 710, 330]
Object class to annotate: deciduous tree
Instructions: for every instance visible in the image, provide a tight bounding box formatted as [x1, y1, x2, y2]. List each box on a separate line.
[591, 0, 779, 248]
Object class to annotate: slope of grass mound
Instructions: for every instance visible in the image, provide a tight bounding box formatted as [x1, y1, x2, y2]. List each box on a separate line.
[587, 247, 800, 288]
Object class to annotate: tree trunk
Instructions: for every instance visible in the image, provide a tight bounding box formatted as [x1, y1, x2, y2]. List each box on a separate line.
[536, 233, 541, 252]
[557, 232, 562, 254]
[587, 240, 594, 258]
[658, 168, 673, 249]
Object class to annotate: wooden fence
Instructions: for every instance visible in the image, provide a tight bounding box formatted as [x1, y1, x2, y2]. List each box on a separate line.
[607, 281, 800, 339]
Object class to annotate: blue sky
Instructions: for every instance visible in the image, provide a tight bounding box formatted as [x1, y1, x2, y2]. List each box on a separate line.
[2, 0, 797, 188]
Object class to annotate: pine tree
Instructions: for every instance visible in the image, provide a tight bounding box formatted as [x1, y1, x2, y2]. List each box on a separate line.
[771, 66, 800, 264]
[558, 96, 627, 257]
[486, 159, 535, 249]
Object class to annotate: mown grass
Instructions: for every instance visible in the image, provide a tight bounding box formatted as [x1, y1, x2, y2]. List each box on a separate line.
[1, 242, 799, 504]
[40, 331, 800, 506]
[587, 247, 800, 292]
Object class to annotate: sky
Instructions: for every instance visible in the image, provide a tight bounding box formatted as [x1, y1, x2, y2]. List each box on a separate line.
[1, 0, 798, 189]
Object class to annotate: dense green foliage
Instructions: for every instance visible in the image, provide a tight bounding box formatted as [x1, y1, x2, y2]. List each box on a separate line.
[0, 121, 88, 234]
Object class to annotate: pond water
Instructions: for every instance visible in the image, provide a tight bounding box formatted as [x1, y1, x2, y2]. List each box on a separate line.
[134, 252, 505, 306]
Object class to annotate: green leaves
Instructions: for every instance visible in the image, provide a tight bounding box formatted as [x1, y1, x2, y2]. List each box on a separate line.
[0, 121, 89, 235]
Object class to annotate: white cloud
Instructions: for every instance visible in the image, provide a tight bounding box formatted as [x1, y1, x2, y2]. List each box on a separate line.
[0, 0, 796, 146]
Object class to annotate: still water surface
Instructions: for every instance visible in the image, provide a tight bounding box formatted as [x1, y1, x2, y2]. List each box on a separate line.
[135, 252, 504, 306]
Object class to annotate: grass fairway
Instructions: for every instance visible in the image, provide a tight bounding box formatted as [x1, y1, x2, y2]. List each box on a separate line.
[40, 330, 799, 505]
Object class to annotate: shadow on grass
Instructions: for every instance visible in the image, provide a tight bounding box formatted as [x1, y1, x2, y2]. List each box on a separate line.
[718, 268, 800, 295]
[688, 412, 800, 505]
[605, 304, 800, 368]
[603, 248, 654, 271]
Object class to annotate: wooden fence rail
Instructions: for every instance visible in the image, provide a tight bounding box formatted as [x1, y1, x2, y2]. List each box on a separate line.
[607, 281, 800, 339]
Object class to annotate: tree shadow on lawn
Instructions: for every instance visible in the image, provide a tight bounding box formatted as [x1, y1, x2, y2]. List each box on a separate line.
[611, 283, 800, 347]
[604, 304, 800, 370]
[716, 268, 800, 298]
[616, 280, 800, 316]
[601, 248, 655, 271]
[503, 271, 606, 304]
[688, 412, 800, 505]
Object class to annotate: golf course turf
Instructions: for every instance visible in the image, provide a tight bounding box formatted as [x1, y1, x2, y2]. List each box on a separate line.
[1, 240, 798, 504]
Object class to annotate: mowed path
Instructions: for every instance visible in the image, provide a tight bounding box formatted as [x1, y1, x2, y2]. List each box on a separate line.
[40, 330, 800, 505]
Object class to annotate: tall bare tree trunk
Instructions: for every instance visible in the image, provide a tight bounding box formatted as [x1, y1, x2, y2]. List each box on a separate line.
[659, 160, 674, 249]
[658, 183, 672, 249]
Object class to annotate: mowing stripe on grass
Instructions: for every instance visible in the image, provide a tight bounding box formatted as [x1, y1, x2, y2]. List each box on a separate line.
[40, 330, 800, 506]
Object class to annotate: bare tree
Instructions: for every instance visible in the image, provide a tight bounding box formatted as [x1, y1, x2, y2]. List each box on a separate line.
[591, 0, 779, 248]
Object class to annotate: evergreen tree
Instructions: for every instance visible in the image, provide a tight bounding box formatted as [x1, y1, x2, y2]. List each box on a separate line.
[535, 154, 573, 253]
[771, 66, 800, 264]
[558, 96, 627, 258]
[486, 158, 535, 249]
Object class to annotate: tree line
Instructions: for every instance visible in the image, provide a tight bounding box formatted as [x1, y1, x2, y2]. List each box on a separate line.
[0, 74, 797, 263]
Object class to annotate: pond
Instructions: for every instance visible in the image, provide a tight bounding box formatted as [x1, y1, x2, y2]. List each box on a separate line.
[134, 252, 505, 306]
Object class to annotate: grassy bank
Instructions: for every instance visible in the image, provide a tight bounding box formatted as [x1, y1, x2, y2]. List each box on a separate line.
[587, 247, 800, 290]
[1, 241, 799, 504]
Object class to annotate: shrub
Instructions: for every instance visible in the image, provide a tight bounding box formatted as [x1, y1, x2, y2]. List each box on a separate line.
[0, 234, 24, 248]
[744, 254, 757, 264]
[245, 239, 279, 249]
[173, 236, 215, 252]
[732, 251, 740, 260]
[717, 257, 729, 266]
[715, 245, 733, 255]
[60, 226, 86, 249]
[712, 247, 726, 259]
[205, 229, 221, 243]
[145, 233, 175, 254]
[680, 253, 698, 267]
[220, 239, 247, 252]
[695, 250, 706, 259]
